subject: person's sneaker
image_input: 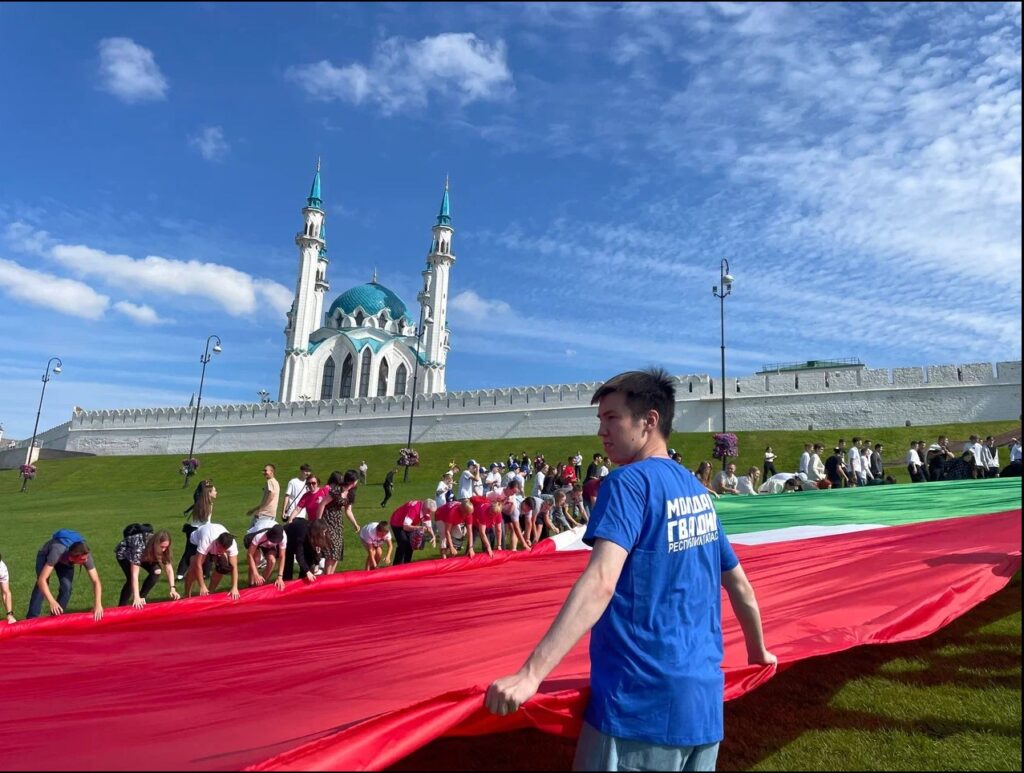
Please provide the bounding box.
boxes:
[176,573,185,581]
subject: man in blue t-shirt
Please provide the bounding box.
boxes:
[485,368,775,771]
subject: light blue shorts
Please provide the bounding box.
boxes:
[572,721,721,772]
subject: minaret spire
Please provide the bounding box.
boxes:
[436,176,451,227]
[307,159,323,209]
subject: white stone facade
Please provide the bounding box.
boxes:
[10,361,1018,460]
[278,166,452,403]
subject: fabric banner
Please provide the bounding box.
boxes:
[0,500,1018,770]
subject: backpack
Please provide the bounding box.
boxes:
[52,529,86,548]
[122,523,154,540]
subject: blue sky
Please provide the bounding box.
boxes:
[0,2,1020,439]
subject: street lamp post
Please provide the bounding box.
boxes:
[22,356,62,491]
[184,335,221,487]
[712,260,734,469]
[402,303,428,483]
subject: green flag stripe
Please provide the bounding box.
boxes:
[715,477,1021,535]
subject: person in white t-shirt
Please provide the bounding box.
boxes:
[435,471,454,507]
[245,522,287,590]
[807,443,826,482]
[186,523,240,600]
[483,463,503,492]
[847,439,864,487]
[359,521,394,570]
[736,467,761,495]
[458,460,481,500]
[358,460,369,484]
[798,443,812,477]
[531,465,547,497]
[966,435,986,478]
[282,464,313,524]
[1010,438,1022,463]
[1,554,14,624]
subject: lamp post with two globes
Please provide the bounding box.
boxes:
[184,335,221,487]
[21,356,62,491]
[712,260,734,469]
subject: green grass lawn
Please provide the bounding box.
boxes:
[0,421,1019,771]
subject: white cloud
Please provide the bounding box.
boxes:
[49,243,292,318]
[450,289,511,320]
[0,257,109,319]
[188,126,230,162]
[97,37,169,103]
[113,300,170,325]
[3,221,54,257]
[286,32,513,114]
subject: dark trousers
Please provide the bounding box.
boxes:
[117,559,161,606]
[27,552,74,619]
[283,518,318,580]
[908,464,927,483]
[985,468,999,478]
[177,524,212,579]
[381,483,394,508]
[393,525,413,565]
[763,462,778,480]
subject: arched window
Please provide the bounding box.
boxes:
[320,357,335,400]
[377,359,390,396]
[379,312,387,326]
[355,311,365,327]
[395,363,408,396]
[340,354,354,398]
[359,349,372,397]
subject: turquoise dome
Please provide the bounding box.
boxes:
[328,282,409,322]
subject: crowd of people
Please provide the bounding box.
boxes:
[694,434,1022,497]
[1,450,615,624]
[3,433,1017,625]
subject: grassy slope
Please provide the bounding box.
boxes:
[0,421,1019,771]
[0,419,1016,611]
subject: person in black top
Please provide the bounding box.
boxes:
[380,467,397,508]
[584,453,603,481]
[283,519,329,582]
[824,448,848,488]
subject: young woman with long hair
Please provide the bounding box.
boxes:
[115,529,180,607]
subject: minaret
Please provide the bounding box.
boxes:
[417,177,454,394]
[280,160,328,402]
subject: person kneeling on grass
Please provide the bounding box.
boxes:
[359,521,394,570]
[186,523,240,600]
[27,529,103,622]
[284,519,330,583]
[245,523,287,591]
[115,526,180,608]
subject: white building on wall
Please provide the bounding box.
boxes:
[278,164,454,403]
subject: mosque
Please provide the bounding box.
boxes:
[278,163,454,403]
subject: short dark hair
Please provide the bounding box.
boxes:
[216,532,235,549]
[591,367,675,439]
[300,464,312,472]
[266,525,285,543]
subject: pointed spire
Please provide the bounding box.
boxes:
[307,159,323,209]
[371,267,378,284]
[435,176,451,227]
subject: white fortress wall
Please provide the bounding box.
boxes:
[21,361,1018,458]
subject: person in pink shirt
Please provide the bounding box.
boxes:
[389,499,437,565]
[296,476,329,521]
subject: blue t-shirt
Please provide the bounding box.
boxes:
[582,456,739,747]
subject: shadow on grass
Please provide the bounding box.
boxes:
[389,576,1021,771]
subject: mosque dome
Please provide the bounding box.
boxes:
[327,281,409,322]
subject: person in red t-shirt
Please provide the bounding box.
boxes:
[582,476,602,509]
[560,456,578,487]
[435,500,468,559]
[389,499,437,565]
